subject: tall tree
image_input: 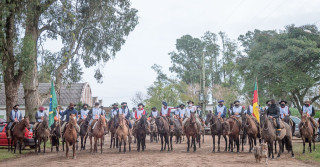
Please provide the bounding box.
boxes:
[238,25,320,110]
[21,0,138,120]
[0,0,25,121]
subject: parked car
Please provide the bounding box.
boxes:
[290,116,301,138]
[0,123,35,148]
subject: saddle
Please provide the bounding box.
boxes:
[271,118,285,129]
[250,116,260,128]
[230,115,242,128]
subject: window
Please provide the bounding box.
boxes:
[0,125,4,132]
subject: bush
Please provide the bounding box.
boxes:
[314,111,320,118]
[290,108,300,117]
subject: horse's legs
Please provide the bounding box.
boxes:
[19,139,22,154]
[116,137,119,148]
[90,136,93,153]
[73,142,76,159]
[313,138,316,152]
[170,134,173,151]
[142,137,145,151]
[236,137,240,153]
[119,138,122,153]
[241,135,244,152]
[212,135,215,152]
[309,140,312,153]
[193,136,196,152]
[224,135,227,152]
[80,136,83,150]
[198,134,201,148]
[44,138,46,153]
[218,135,221,152]
[302,137,305,154]
[124,137,127,153]
[62,137,65,152]
[110,133,113,149]
[187,135,190,152]
[160,135,163,151]
[271,141,274,159]
[84,135,88,150]
[137,137,140,152]
[277,140,282,158]
[268,142,271,158]
[94,137,98,153]
[66,141,69,159]
[274,140,277,154]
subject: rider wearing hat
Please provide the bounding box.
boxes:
[279,100,291,119]
[33,106,48,135]
[266,99,281,136]
[231,100,244,117]
[135,103,146,120]
[60,103,80,134]
[215,100,227,119]
[301,100,318,135]
[183,100,201,133]
[119,102,132,129]
[78,104,89,124]
[7,104,22,139]
[149,107,159,118]
[245,100,253,115]
[160,101,171,118]
[110,103,119,118]
[88,102,104,134]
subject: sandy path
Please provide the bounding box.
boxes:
[0,135,316,167]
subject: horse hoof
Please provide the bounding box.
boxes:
[73,156,76,159]
[212,150,215,153]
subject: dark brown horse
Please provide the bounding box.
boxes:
[149,118,158,143]
[171,118,182,144]
[50,119,62,152]
[260,112,276,159]
[7,117,30,154]
[242,114,259,152]
[108,117,119,149]
[185,112,198,152]
[79,116,90,150]
[34,117,50,153]
[224,117,241,153]
[136,114,147,152]
[90,115,107,154]
[205,112,227,152]
[63,114,77,159]
[299,115,316,153]
[155,116,170,151]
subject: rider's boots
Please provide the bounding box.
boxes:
[276,129,281,137]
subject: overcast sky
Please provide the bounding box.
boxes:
[71,0,320,108]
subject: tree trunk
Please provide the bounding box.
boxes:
[1,2,24,121]
[22,3,41,121]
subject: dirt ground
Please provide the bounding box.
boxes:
[0,135,317,167]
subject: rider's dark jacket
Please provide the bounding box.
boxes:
[59,108,78,122]
[266,104,280,118]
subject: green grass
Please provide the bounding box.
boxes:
[0,148,31,161]
[290,108,300,117]
[314,111,320,118]
[293,142,320,164]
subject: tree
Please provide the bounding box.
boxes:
[20,0,138,120]
[238,25,320,111]
[131,91,146,107]
[0,0,25,121]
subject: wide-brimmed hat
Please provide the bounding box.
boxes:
[218,100,224,103]
[138,103,144,107]
[82,104,89,107]
[187,100,194,104]
[112,103,119,106]
[39,106,45,110]
[234,100,240,104]
[266,100,271,104]
[151,107,157,111]
[279,100,287,104]
[304,100,312,104]
[179,104,185,107]
[94,102,100,106]
[121,102,127,105]
[69,103,75,107]
[13,104,19,108]
[162,101,168,106]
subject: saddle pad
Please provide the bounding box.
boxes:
[92,121,98,130]
[272,119,285,129]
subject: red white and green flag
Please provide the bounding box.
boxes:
[253,80,260,123]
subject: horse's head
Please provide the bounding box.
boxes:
[155,116,163,130]
[118,114,125,127]
[100,115,107,128]
[42,116,49,129]
[190,112,196,125]
[241,114,247,129]
[23,117,30,129]
[222,120,230,135]
[205,112,213,126]
[69,114,77,126]
[300,114,308,127]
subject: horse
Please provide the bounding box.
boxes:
[242,114,259,152]
[205,112,227,152]
[116,114,131,153]
[224,117,241,153]
[130,119,136,143]
[155,116,170,151]
[34,117,50,153]
[136,114,147,152]
[7,117,30,154]
[108,117,119,149]
[63,114,77,159]
[79,116,90,150]
[90,115,107,154]
[171,118,182,144]
[299,114,316,153]
[282,115,295,152]
[149,118,158,143]
[50,119,62,152]
[185,112,198,152]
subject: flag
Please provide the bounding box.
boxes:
[49,80,58,127]
[252,80,260,123]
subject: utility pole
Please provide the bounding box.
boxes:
[200,47,206,114]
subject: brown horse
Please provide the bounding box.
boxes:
[7,117,30,154]
[224,117,240,153]
[149,118,158,143]
[299,115,316,153]
[108,117,118,148]
[116,114,131,153]
[155,116,170,151]
[205,112,227,152]
[50,119,62,152]
[63,114,77,159]
[242,114,259,152]
[90,115,107,154]
[34,117,50,153]
[185,112,198,152]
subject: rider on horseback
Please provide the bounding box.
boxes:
[215,100,227,121]
[183,100,201,133]
[266,99,281,136]
[160,101,171,120]
[88,102,104,135]
[149,107,159,118]
[231,100,244,125]
[119,102,132,129]
[78,104,89,125]
[133,103,148,133]
[301,100,318,135]
[33,106,48,136]
[60,103,80,135]
[109,103,119,128]
[6,104,22,139]
[279,100,291,119]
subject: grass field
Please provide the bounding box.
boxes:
[0,147,31,161]
[293,142,320,164]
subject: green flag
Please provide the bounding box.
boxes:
[49,80,58,127]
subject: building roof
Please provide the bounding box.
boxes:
[0,83,89,106]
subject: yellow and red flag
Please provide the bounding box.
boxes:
[253,81,260,123]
